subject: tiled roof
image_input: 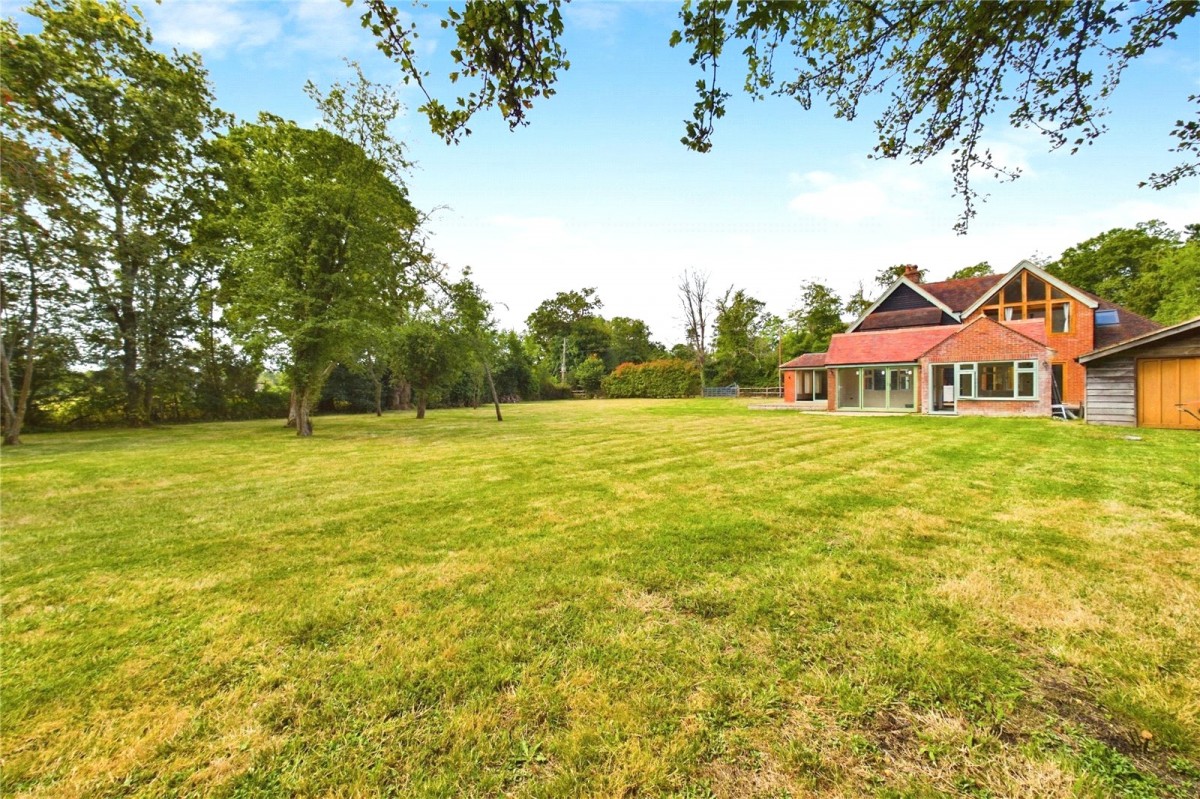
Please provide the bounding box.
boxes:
[825,326,959,366]
[857,307,944,331]
[780,352,827,369]
[1090,298,1162,349]
[921,274,1005,312]
[1001,318,1049,346]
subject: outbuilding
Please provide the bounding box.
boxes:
[1078,316,1200,429]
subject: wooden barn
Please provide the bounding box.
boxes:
[1078,316,1200,429]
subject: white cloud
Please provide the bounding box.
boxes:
[787,169,920,222]
[563,3,622,32]
[148,0,282,55]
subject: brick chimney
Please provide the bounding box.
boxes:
[902,264,921,283]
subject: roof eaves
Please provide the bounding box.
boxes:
[960,259,1099,319]
[1078,314,1200,363]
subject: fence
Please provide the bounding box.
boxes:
[702,384,783,399]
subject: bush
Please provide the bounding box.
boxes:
[602,359,701,398]
[574,355,607,397]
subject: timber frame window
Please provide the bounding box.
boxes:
[954,361,1036,401]
[979,272,1073,335]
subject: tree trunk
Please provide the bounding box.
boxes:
[397,379,412,411]
[294,389,314,437]
[483,360,503,422]
[373,375,383,417]
[286,388,298,427]
[0,335,20,446]
[416,392,427,419]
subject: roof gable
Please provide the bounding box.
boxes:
[960,260,1098,318]
[847,277,958,333]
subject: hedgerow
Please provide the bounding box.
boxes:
[602,359,701,398]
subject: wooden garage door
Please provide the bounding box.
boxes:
[1137,358,1200,429]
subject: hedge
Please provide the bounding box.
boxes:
[602,359,701,398]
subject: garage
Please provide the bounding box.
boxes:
[1137,358,1200,429]
[1079,316,1200,429]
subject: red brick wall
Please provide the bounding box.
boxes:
[781,370,796,402]
[920,318,1053,417]
[963,302,1093,406]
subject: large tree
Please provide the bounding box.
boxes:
[2,0,223,423]
[211,117,418,436]
[524,287,605,378]
[711,288,778,386]
[1047,220,1200,323]
[609,316,663,366]
[0,128,78,444]
[358,0,1198,231]
[783,281,845,358]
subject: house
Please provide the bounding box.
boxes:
[780,260,1164,419]
[1078,315,1200,429]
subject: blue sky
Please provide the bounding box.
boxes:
[111,2,1200,342]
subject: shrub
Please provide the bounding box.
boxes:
[602,359,701,398]
[574,355,607,397]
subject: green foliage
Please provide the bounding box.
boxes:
[1046,221,1200,323]
[608,316,664,366]
[710,289,779,386]
[602,359,701,398]
[948,262,995,280]
[783,281,846,359]
[359,0,567,143]
[359,1,1199,230]
[573,354,606,397]
[2,0,224,422]
[210,116,417,433]
[394,318,461,416]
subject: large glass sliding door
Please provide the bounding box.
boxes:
[836,366,916,411]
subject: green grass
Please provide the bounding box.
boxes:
[3,399,1199,797]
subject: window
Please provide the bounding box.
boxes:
[1051,302,1071,333]
[957,363,976,398]
[977,271,1074,338]
[956,361,1036,400]
[978,363,1015,398]
[890,369,912,391]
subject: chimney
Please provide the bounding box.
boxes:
[902,264,921,283]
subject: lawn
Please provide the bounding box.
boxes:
[2,399,1199,798]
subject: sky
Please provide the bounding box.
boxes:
[66,1,1200,344]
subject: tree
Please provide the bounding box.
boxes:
[608,316,662,366]
[574,354,606,398]
[393,318,459,419]
[844,282,873,320]
[0,131,77,445]
[678,269,712,387]
[783,281,845,357]
[1046,221,1184,320]
[711,288,777,386]
[357,0,1199,231]
[211,117,418,436]
[524,287,606,377]
[3,0,223,423]
[444,275,505,421]
[948,262,995,280]
[875,264,925,289]
[1152,239,1200,324]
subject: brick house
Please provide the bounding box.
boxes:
[780,260,1161,417]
